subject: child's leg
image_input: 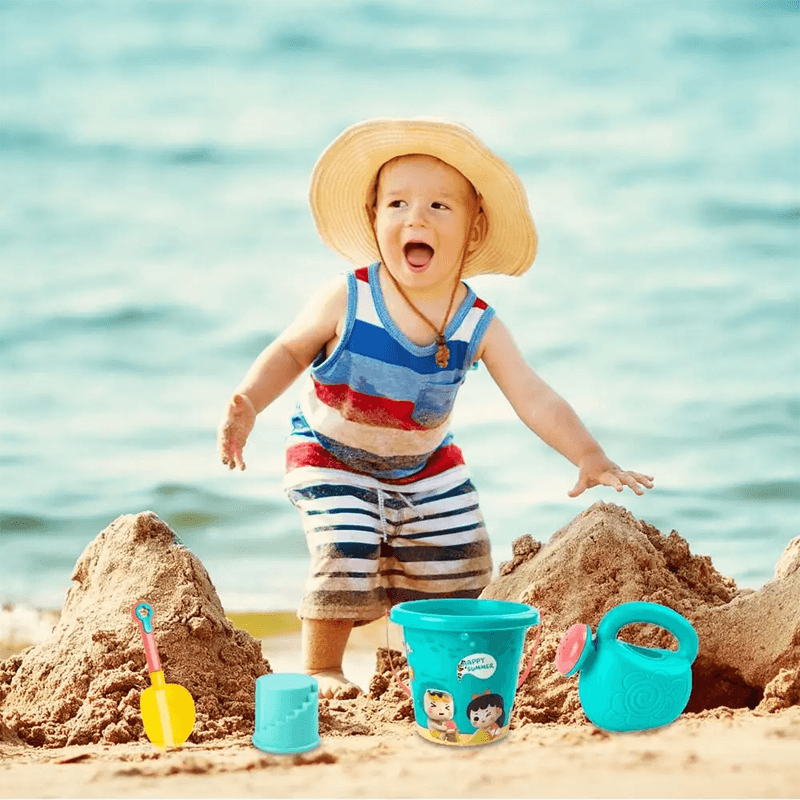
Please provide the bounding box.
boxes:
[302,618,355,698]
[287,482,389,698]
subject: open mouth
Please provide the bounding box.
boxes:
[403,241,434,269]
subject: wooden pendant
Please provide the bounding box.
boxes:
[435,337,450,369]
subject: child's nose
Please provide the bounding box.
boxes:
[406,202,429,226]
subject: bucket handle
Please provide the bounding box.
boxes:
[384,611,543,695]
[516,615,543,689]
[384,611,413,696]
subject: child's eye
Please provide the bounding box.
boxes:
[388,199,406,208]
[431,202,449,210]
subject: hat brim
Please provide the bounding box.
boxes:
[309,119,537,279]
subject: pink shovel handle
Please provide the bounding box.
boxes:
[132,602,162,673]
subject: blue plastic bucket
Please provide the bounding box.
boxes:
[389,598,540,746]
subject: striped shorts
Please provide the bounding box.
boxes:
[287,478,493,625]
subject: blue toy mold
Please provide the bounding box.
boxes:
[252,673,319,754]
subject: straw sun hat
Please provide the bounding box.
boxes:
[309,118,538,279]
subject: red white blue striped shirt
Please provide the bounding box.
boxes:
[284,263,495,489]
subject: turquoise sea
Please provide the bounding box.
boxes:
[1,0,798,615]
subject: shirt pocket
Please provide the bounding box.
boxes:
[412,375,463,428]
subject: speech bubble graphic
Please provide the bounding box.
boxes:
[457,653,497,682]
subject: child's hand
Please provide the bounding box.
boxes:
[569,452,654,497]
[218,393,256,470]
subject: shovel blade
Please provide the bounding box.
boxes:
[140,684,195,748]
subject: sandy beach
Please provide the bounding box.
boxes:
[1,706,799,798]
[2,504,798,798]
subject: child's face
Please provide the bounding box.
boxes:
[372,155,482,293]
[470,703,502,730]
[424,692,454,720]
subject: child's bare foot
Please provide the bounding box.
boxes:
[306,669,361,699]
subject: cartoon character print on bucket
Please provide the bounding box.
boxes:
[389,598,540,747]
[423,690,459,742]
[466,690,505,744]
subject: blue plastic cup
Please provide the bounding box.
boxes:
[252,673,320,754]
[390,598,539,746]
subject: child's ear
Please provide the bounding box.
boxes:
[365,202,377,230]
[365,175,379,230]
[466,207,488,255]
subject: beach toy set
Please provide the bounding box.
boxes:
[131,601,320,754]
[388,598,698,744]
[131,597,697,751]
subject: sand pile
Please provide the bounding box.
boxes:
[0,512,269,747]
[477,502,800,724]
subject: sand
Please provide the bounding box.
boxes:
[1,504,798,798]
[0,513,270,748]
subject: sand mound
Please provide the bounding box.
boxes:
[0,512,269,747]
[479,502,800,723]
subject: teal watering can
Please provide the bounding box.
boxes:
[555,601,698,732]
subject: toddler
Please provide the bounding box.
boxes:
[217,119,653,698]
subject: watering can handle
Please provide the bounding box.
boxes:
[595,602,698,663]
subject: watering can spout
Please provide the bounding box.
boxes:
[555,623,594,677]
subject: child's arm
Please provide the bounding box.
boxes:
[217,275,348,470]
[478,317,654,496]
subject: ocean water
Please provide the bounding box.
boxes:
[1,0,798,616]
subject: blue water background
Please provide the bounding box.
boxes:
[1,1,798,612]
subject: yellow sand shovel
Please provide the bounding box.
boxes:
[132,602,195,748]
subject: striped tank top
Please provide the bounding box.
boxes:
[284,262,495,491]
